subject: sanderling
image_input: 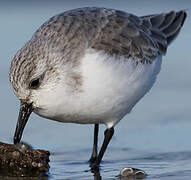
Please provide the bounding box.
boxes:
[9,7,187,169]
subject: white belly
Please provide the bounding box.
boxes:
[35,49,162,128]
[78,49,162,128]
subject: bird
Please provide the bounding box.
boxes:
[9,7,187,169]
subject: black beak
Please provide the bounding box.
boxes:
[13,101,33,144]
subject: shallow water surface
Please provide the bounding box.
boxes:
[47,122,191,179]
[1,0,191,179]
[50,147,191,179]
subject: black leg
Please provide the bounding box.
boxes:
[89,124,99,163]
[91,127,114,169]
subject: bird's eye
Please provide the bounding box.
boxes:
[29,78,40,89]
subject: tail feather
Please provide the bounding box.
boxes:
[159,11,176,30]
[150,13,165,28]
[141,10,187,54]
[162,11,186,37]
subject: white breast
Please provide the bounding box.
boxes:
[35,49,162,128]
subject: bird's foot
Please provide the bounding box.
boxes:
[89,156,100,172]
[90,162,100,173]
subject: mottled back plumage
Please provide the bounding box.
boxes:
[32,7,186,64]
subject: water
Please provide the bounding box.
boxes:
[0,0,191,179]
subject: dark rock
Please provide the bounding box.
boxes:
[0,141,50,177]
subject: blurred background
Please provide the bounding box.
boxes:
[0,0,191,179]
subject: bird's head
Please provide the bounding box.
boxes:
[9,38,66,144]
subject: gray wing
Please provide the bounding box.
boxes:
[92,9,187,64]
[32,7,186,64]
